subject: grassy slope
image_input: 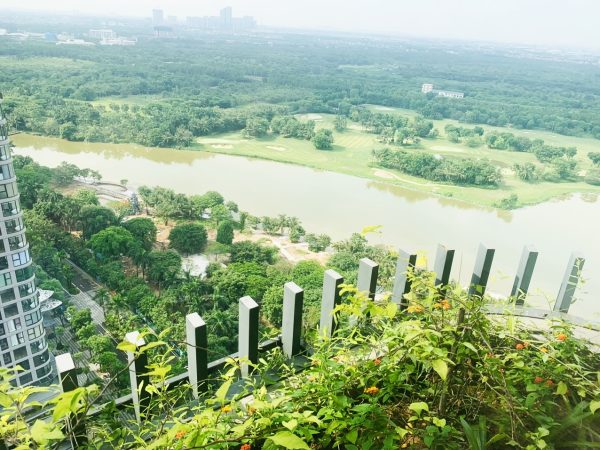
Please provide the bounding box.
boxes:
[191,110,600,208]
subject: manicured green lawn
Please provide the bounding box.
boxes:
[193,111,600,208]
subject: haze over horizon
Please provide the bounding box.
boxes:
[1,0,599,51]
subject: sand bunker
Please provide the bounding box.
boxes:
[373,169,398,180]
[267,145,287,152]
[211,144,233,149]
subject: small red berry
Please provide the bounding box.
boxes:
[534,376,544,384]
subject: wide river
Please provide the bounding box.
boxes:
[12,134,600,319]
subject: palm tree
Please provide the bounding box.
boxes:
[93,288,111,316]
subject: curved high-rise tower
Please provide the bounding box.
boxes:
[0,94,52,386]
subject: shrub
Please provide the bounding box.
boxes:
[168,222,208,254]
[216,221,235,245]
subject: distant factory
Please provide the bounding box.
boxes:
[421,83,464,99]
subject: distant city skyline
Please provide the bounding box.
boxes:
[1,0,599,50]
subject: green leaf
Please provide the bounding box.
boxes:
[431,359,449,380]
[346,429,358,444]
[385,302,398,318]
[116,341,137,353]
[556,381,568,395]
[267,431,310,449]
[432,417,446,428]
[461,342,478,353]
[215,379,232,403]
[408,402,429,416]
[31,420,64,444]
[283,419,298,431]
[140,341,167,352]
[590,400,600,414]
[0,391,12,408]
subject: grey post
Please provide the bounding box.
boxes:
[56,353,86,447]
[319,269,344,338]
[186,313,208,399]
[56,352,78,393]
[433,244,455,295]
[392,250,417,309]
[126,331,150,423]
[282,282,304,358]
[553,252,585,313]
[511,246,538,305]
[357,258,379,300]
[468,244,495,297]
[239,296,259,378]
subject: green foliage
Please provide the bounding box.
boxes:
[334,115,347,132]
[271,116,315,140]
[495,193,519,210]
[312,128,334,150]
[229,240,276,265]
[372,147,502,186]
[243,116,270,138]
[168,222,208,255]
[3,271,600,449]
[145,250,182,287]
[514,162,540,182]
[123,217,157,251]
[79,205,118,239]
[588,152,600,166]
[72,189,99,206]
[585,168,600,186]
[305,233,331,252]
[89,226,136,259]
[216,221,235,245]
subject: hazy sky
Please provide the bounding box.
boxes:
[2,0,598,49]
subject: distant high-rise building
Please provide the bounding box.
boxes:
[89,29,117,40]
[152,9,164,25]
[0,94,52,386]
[220,6,233,29]
[167,15,177,24]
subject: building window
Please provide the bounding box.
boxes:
[12,251,30,267]
[8,236,25,251]
[1,201,18,217]
[8,317,21,332]
[10,332,25,346]
[27,325,43,341]
[18,373,32,385]
[33,350,49,366]
[18,282,35,297]
[36,365,51,379]
[0,338,7,350]
[21,295,38,312]
[0,144,10,161]
[5,218,23,234]
[15,266,34,283]
[0,183,16,200]
[0,323,4,336]
[0,257,8,271]
[3,303,18,317]
[0,164,12,180]
[1,287,16,303]
[25,310,41,326]
[3,353,11,365]
[13,346,27,360]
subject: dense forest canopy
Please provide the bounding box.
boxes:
[1,28,600,147]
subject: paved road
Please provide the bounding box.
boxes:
[69,289,105,325]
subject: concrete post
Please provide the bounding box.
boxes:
[319,269,344,338]
[126,331,150,423]
[186,313,208,399]
[282,282,304,358]
[56,353,86,447]
[433,244,455,296]
[357,258,379,300]
[239,296,259,378]
[553,252,585,313]
[468,244,495,297]
[392,250,417,308]
[511,246,538,305]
